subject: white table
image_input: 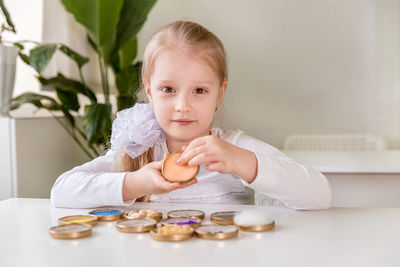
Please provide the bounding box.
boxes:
[1,198,399,267]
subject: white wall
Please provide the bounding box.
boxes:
[2,0,400,149]
[136,0,400,149]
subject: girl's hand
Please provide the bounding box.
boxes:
[123,154,197,201]
[177,135,258,183]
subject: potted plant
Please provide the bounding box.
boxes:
[9,0,157,159]
[0,0,18,116]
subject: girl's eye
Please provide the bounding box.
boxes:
[194,88,207,94]
[162,87,175,93]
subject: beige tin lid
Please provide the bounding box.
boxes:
[234,221,275,232]
[195,225,239,240]
[210,211,236,225]
[167,209,205,220]
[150,225,194,242]
[161,152,199,183]
[49,224,92,239]
[116,219,157,233]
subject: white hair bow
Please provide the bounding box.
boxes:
[110,103,166,159]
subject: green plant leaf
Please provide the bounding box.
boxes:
[58,44,89,68]
[115,0,157,51]
[29,44,57,74]
[13,42,24,50]
[61,0,124,49]
[56,88,80,111]
[117,36,137,70]
[87,34,98,52]
[82,103,112,147]
[38,73,97,103]
[0,0,16,33]
[10,93,60,111]
[115,61,141,94]
[18,53,30,65]
[117,94,137,111]
[59,106,76,127]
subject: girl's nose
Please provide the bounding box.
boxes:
[174,95,192,113]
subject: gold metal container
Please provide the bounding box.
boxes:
[235,220,275,232]
[49,224,92,239]
[210,211,236,225]
[88,208,124,221]
[58,215,98,227]
[161,217,202,229]
[116,219,157,233]
[195,225,239,240]
[150,226,194,242]
[167,209,205,220]
[124,209,162,222]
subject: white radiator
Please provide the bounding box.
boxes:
[283,134,386,151]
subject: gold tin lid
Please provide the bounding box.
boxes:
[49,224,92,239]
[116,219,157,233]
[161,217,202,229]
[124,209,162,222]
[210,211,236,225]
[58,215,98,227]
[235,220,275,232]
[167,209,205,220]
[88,208,124,221]
[150,225,194,242]
[195,225,239,240]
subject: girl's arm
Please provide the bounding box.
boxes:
[179,129,332,210]
[235,134,332,210]
[50,150,132,208]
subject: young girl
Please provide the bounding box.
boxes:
[51,21,332,210]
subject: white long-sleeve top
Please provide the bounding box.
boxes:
[51,128,332,210]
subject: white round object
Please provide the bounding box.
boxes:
[233,209,274,226]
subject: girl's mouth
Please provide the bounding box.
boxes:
[173,120,194,126]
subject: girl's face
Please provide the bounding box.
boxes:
[145,48,227,145]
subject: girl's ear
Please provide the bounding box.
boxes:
[144,80,153,103]
[218,80,228,103]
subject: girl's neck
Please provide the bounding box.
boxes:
[166,129,212,153]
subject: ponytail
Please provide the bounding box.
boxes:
[121,147,154,201]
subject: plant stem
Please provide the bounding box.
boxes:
[98,51,110,104]
[78,68,87,87]
[51,112,95,159]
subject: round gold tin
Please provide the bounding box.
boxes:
[124,209,162,222]
[150,227,194,242]
[195,225,239,240]
[210,211,236,225]
[88,208,124,221]
[58,215,98,227]
[161,217,202,229]
[167,209,205,220]
[49,224,92,239]
[116,219,157,233]
[235,220,275,232]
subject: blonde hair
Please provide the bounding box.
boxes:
[121,21,228,195]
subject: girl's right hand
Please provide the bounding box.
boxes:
[122,154,198,201]
[139,160,198,195]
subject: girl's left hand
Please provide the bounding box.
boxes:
[177,135,258,183]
